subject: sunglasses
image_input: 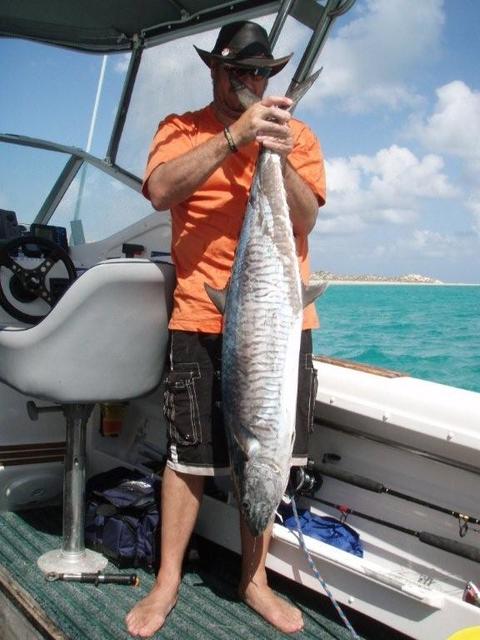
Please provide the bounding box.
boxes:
[222,64,271,80]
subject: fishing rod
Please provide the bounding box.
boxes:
[314,416,480,478]
[307,495,480,564]
[314,463,480,536]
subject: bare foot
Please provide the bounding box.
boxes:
[125,579,179,637]
[240,580,304,634]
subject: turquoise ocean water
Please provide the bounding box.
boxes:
[312,284,480,394]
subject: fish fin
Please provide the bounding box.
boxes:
[204,282,228,314]
[302,280,328,308]
[235,426,260,459]
[286,67,323,108]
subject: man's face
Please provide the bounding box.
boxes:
[212,62,269,116]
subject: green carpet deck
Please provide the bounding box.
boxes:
[0,508,410,640]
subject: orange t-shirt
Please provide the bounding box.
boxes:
[143,104,326,333]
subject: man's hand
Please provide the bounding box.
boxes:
[229,96,294,159]
[228,94,318,236]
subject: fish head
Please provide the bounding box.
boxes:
[238,461,284,537]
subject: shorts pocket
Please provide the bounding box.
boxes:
[163,363,202,446]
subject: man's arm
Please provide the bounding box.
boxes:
[147,98,288,211]
[146,95,322,235]
[145,96,299,211]
[284,161,320,236]
[145,132,230,211]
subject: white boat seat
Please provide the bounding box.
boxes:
[0,258,174,403]
[0,258,175,574]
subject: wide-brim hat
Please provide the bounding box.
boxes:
[194,21,292,77]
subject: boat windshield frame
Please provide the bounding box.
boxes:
[0,0,355,234]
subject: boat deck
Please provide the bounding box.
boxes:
[0,507,411,640]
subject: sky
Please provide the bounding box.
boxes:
[1,0,479,283]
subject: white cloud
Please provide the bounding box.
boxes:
[412,81,480,161]
[295,0,445,112]
[357,146,456,199]
[319,144,457,233]
[114,53,130,74]
[316,213,366,235]
[409,229,463,258]
[409,80,480,235]
[366,229,479,280]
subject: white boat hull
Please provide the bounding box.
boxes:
[193,358,480,639]
[2,214,479,638]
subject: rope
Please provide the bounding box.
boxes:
[289,495,361,639]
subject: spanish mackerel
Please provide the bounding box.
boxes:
[207,71,326,536]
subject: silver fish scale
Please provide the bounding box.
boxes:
[223,150,303,460]
[218,70,324,535]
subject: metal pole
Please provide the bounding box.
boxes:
[268,0,296,49]
[71,55,107,245]
[289,0,356,88]
[37,403,107,573]
[62,404,93,555]
[106,34,144,166]
[85,56,108,155]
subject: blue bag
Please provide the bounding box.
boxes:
[85,467,160,571]
[282,507,363,557]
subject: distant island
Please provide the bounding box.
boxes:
[312,271,443,284]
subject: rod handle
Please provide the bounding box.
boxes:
[418,532,480,563]
[315,465,384,493]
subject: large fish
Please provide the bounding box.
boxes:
[207,71,327,536]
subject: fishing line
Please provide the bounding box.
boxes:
[289,495,360,640]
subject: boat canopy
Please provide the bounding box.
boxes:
[0,0,292,52]
[0,1,354,53]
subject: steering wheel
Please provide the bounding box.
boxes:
[0,235,77,324]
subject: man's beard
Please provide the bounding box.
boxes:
[212,84,244,121]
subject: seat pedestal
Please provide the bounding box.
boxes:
[37,404,108,574]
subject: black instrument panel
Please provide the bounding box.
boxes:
[0,210,68,256]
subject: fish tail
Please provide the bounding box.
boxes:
[286,68,323,107]
[232,68,322,112]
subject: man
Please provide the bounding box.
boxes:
[126,20,325,638]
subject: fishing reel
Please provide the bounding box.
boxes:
[289,459,323,497]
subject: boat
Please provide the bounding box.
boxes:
[1,1,480,639]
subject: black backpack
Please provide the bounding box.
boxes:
[85,467,160,572]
